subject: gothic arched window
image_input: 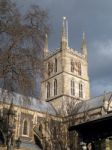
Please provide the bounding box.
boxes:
[48,62,53,76]
[23,120,28,135]
[71,59,75,72]
[54,58,57,73]
[71,80,75,96]
[78,62,81,76]
[47,82,50,98]
[54,79,57,96]
[48,62,51,76]
[79,83,83,98]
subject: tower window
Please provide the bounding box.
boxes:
[71,80,75,96]
[54,58,57,73]
[71,59,75,72]
[48,62,51,76]
[48,62,53,76]
[79,83,83,98]
[78,62,81,76]
[23,120,29,136]
[54,79,57,96]
[47,82,50,98]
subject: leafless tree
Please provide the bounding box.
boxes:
[43,117,67,150]
[66,99,91,150]
[37,97,90,150]
[42,99,84,150]
[65,99,82,149]
[0,1,49,149]
[0,0,49,99]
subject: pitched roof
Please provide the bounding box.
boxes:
[0,89,57,116]
[74,92,112,113]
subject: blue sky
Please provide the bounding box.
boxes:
[14,0,112,97]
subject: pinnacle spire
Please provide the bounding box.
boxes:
[44,33,48,57]
[60,16,68,50]
[81,32,88,58]
[8,99,15,115]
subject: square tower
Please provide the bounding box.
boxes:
[41,17,90,112]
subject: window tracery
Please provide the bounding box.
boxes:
[23,120,29,136]
[79,83,83,98]
[71,80,75,96]
[78,62,81,75]
[71,59,75,72]
[54,58,57,73]
[71,59,81,76]
[47,82,50,98]
[54,79,57,96]
[48,62,53,76]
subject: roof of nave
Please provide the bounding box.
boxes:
[72,91,112,114]
[0,89,57,116]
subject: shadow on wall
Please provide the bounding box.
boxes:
[34,134,43,149]
[0,129,5,146]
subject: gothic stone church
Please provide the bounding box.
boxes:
[0,17,112,150]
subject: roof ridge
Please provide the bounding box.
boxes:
[87,91,112,101]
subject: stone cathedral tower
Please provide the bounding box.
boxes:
[41,17,90,111]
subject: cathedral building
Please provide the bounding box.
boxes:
[0,17,112,150]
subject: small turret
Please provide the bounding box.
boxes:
[60,17,68,50]
[44,33,48,57]
[81,32,88,59]
[103,91,108,111]
[8,100,15,116]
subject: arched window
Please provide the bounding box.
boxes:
[54,58,57,73]
[48,62,53,76]
[71,59,75,72]
[78,62,81,76]
[23,120,28,135]
[47,82,50,98]
[54,79,57,96]
[71,80,75,96]
[79,83,83,98]
[48,62,51,76]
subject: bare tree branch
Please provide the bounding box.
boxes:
[0,0,49,99]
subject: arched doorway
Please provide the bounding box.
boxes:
[0,129,5,145]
